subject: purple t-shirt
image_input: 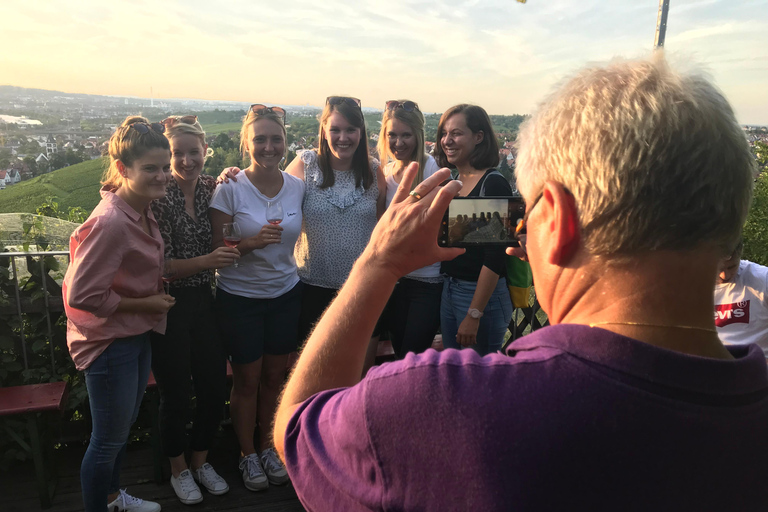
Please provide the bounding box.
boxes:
[285,324,768,511]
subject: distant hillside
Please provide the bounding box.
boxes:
[0,158,106,214]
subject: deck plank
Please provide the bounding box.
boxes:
[0,425,305,512]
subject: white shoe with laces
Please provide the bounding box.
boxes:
[193,463,229,495]
[107,489,161,512]
[170,469,203,505]
[260,447,290,486]
[239,453,268,491]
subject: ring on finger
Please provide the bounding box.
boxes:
[409,190,423,200]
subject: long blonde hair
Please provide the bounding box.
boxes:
[377,101,427,189]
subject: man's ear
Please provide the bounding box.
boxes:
[540,181,580,266]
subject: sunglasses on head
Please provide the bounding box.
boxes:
[161,115,198,128]
[326,96,362,108]
[129,122,165,135]
[249,104,286,120]
[386,100,419,112]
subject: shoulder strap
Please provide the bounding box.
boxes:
[479,169,504,197]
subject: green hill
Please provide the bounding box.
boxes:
[0,158,106,215]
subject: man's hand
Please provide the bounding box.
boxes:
[364,163,465,278]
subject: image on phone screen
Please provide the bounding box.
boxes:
[439,197,525,247]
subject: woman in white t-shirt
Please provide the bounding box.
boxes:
[209,105,304,492]
[376,100,444,358]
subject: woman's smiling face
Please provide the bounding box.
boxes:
[324,111,361,164]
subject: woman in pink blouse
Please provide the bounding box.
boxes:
[63,116,174,512]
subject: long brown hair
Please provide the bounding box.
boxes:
[434,104,499,170]
[103,116,170,189]
[317,100,373,189]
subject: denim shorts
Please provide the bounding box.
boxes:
[215,281,303,364]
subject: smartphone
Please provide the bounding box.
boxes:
[438,196,525,247]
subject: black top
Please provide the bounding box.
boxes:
[441,169,514,281]
[151,175,216,288]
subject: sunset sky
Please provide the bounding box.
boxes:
[2,0,767,123]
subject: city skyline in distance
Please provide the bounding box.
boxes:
[2,0,767,124]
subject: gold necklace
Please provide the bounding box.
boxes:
[588,321,717,334]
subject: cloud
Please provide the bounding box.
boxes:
[0,0,766,121]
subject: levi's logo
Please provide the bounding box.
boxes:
[714,300,750,327]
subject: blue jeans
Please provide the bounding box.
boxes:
[81,333,152,512]
[441,276,513,355]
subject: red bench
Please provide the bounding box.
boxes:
[0,381,70,508]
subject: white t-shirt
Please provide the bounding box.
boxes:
[384,155,441,281]
[384,154,441,207]
[714,259,768,357]
[210,172,305,299]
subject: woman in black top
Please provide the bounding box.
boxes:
[150,115,239,504]
[434,104,514,355]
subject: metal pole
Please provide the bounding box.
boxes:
[654,0,671,49]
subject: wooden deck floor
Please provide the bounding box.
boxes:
[1,425,305,512]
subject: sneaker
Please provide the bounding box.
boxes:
[107,489,161,512]
[238,453,268,491]
[260,447,290,486]
[170,469,203,505]
[193,463,229,495]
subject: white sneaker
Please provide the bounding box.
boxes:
[260,447,290,486]
[170,469,203,505]
[107,489,161,512]
[238,453,268,491]
[193,463,229,495]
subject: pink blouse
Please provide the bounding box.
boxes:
[63,187,166,370]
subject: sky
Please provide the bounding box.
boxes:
[2,0,767,123]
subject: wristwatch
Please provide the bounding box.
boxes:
[467,308,484,319]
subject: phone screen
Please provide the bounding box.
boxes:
[438,196,525,247]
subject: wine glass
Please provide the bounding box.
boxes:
[161,260,173,294]
[266,201,284,225]
[222,222,242,267]
[266,201,284,244]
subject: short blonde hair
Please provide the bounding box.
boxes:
[163,115,213,159]
[515,52,755,256]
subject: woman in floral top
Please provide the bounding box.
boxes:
[150,115,239,505]
[285,96,386,371]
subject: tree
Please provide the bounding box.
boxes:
[22,156,39,176]
[743,173,768,267]
[64,148,85,167]
[752,141,768,172]
[49,152,67,170]
[0,148,11,169]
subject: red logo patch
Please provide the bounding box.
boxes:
[714,300,750,327]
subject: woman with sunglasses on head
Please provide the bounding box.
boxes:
[63,116,174,512]
[210,104,305,492]
[376,99,443,358]
[285,96,386,368]
[434,104,514,355]
[148,115,239,505]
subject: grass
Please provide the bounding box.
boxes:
[205,122,242,135]
[0,158,106,215]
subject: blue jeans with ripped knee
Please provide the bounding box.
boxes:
[80,333,151,512]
